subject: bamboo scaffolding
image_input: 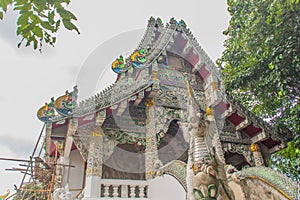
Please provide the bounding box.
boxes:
[2,123,78,200]
[19,124,45,189]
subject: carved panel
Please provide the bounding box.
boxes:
[158,67,186,87]
[155,85,206,109]
[222,143,252,165]
[104,128,146,147]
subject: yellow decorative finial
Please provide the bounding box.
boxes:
[206,107,212,116]
[65,90,69,100]
[187,80,192,97]
[250,143,260,152]
[45,102,49,110]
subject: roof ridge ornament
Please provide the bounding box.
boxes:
[148,16,164,28]
[37,86,78,122]
[111,55,128,74]
[54,85,78,117]
[131,48,147,68]
[168,18,187,32]
[37,97,56,122]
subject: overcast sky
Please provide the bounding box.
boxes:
[0,0,230,197]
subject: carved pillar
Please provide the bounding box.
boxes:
[61,118,77,187]
[84,127,104,198]
[54,140,64,190]
[250,143,265,166]
[152,60,159,81]
[145,101,159,180]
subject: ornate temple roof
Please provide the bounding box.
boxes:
[37,17,292,152]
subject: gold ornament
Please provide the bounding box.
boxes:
[152,71,159,80]
[193,164,198,173]
[145,98,155,107]
[206,107,212,116]
[250,143,260,152]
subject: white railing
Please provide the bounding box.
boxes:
[99,179,150,199]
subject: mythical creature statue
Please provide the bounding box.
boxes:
[37,97,56,122]
[231,167,298,200]
[54,85,78,116]
[184,81,234,200]
[224,165,237,181]
[131,49,147,68]
[192,162,235,200]
[52,185,83,200]
[112,55,126,74]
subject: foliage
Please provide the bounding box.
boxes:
[0,0,79,51]
[218,0,300,181]
[270,135,300,181]
[13,182,48,199]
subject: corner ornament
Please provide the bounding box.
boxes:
[111,55,129,74]
[54,85,78,117]
[37,97,56,122]
[131,48,147,68]
[37,86,78,122]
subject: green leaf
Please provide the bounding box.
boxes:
[17,23,29,36]
[48,11,55,24]
[17,41,22,48]
[62,19,80,34]
[33,36,38,49]
[46,0,54,5]
[13,5,22,10]
[0,0,8,12]
[268,63,275,70]
[32,0,47,11]
[32,26,43,38]
[0,11,3,20]
[14,0,28,6]
[41,21,54,32]
[21,23,34,35]
[57,8,77,20]
[29,13,40,23]
[17,12,29,25]
[52,36,56,44]
[55,19,60,31]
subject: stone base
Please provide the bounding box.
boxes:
[84,176,101,198]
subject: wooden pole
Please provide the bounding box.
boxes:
[47,146,57,200]
[19,124,46,189]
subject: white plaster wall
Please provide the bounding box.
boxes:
[68,149,85,195]
[149,175,186,200]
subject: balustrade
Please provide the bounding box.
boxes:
[99,179,149,199]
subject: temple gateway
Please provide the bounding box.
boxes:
[33,17,297,200]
